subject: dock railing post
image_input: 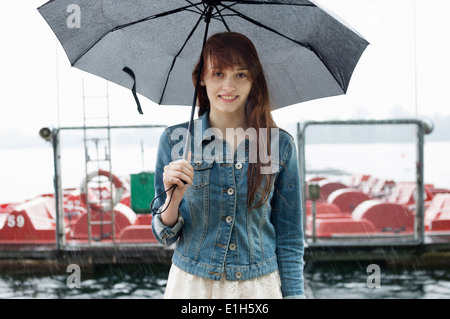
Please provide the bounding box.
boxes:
[309,184,320,243]
[52,128,65,249]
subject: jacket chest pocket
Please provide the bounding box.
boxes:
[190,159,214,190]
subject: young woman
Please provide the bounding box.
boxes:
[152,32,305,299]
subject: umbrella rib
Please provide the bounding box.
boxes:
[113,2,204,31]
[71,2,203,65]
[219,3,312,51]
[213,4,231,32]
[184,0,206,14]
[158,11,206,104]
[185,8,204,15]
[222,0,316,6]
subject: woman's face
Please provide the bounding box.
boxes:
[202,57,252,116]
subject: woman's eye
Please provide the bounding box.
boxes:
[237,73,248,78]
[213,72,223,77]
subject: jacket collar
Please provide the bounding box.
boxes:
[194,109,219,145]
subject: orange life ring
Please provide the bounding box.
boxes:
[80,170,124,211]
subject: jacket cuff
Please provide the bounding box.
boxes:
[153,212,184,245]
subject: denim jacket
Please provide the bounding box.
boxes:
[152,112,305,298]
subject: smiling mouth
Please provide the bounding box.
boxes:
[219,95,238,102]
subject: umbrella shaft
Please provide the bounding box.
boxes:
[183,4,215,160]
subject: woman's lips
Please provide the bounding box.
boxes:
[219,95,238,102]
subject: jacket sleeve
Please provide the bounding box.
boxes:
[151,129,184,246]
[271,136,306,298]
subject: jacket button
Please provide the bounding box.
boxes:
[229,243,237,251]
[235,272,242,279]
[225,216,233,224]
[227,187,234,195]
[235,162,243,170]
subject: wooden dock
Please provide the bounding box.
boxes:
[1,241,450,275]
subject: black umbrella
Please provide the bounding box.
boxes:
[38,0,368,157]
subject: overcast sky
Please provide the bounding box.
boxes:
[1,0,450,139]
[1,0,450,201]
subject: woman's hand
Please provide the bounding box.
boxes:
[162,153,194,206]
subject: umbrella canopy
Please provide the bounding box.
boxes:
[38,0,368,113]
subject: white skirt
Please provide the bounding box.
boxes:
[164,264,283,299]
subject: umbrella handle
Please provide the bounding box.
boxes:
[123,66,143,114]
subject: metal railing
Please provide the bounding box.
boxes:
[49,118,435,249]
[51,124,166,249]
[297,119,431,246]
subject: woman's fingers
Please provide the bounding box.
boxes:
[166,170,193,187]
[163,159,194,187]
[165,161,194,181]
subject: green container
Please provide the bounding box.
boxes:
[130,172,155,214]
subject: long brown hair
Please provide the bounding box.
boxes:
[192,32,277,209]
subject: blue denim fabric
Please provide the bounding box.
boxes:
[152,112,305,298]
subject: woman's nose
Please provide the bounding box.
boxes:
[222,76,236,91]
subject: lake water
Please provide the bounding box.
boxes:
[0,262,449,299]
